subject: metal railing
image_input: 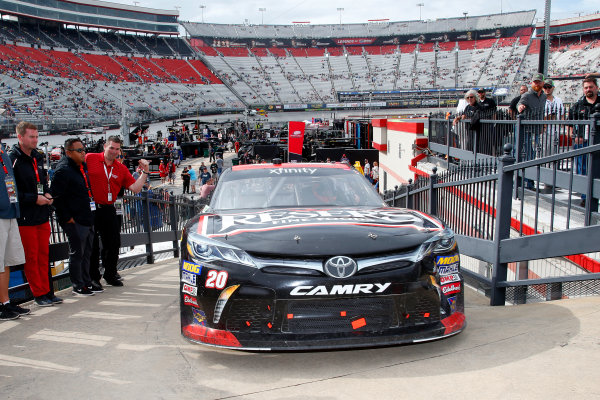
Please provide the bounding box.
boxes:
[10,189,206,301]
[384,132,600,305]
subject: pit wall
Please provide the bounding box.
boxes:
[371,119,428,193]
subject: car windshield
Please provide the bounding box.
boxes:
[211,168,385,210]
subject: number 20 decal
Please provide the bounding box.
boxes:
[205,270,228,289]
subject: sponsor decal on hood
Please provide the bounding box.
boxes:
[442,283,461,295]
[440,273,461,285]
[290,283,391,296]
[197,208,443,238]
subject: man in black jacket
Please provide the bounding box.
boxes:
[9,122,62,307]
[51,138,98,296]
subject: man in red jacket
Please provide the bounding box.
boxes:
[86,136,149,288]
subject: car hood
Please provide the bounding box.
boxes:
[188,207,444,257]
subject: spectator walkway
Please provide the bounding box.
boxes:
[1,257,599,399]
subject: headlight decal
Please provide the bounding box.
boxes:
[213,284,240,324]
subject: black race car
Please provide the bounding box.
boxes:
[179,161,465,350]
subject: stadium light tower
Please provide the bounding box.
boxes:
[463,12,468,29]
[259,8,266,25]
[337,8,344,25]
[416,3,424,21]
[199,5,206,23]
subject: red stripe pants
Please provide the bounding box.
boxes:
[18,222,51,298]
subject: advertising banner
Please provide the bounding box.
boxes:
[288,121,305,162]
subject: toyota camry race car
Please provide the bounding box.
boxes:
[179,161,465,350]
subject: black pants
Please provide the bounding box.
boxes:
[183,180,190,193]
[62,222,94,290]
[90,205,121,282]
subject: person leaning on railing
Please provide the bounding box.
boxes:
[453,89,482,151]
[568,76,600,206]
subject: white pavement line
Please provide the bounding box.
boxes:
[28,329,113,347]
[116,344,199,351]
[99,301,162,307]
[0,353,79,373]
[138,283,179,289]
[31,307,59,316]
[122,292,175,297]
[69,311,142,320]
[0,321,20,333]
[62,298,79,304]
[150,275,180,282]
[133,288,157,292]
[128,263,175,276]
[90,370,132,385]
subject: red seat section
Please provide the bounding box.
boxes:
[251,48,269,57]
[327,47,344,56]
[217,47,249,57]
[81,53,137,81]
[269,47,287,57]
[188,59,222,84]
[289,48,307,57]
[305,48,325,56]
[152,58,204,83]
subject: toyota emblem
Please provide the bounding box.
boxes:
[324,256,358,279]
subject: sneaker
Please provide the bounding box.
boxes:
[114,272,123,281]
[88,281,104,293]
[104,277,123,287]
[35,297,54,307]
[0,304,20,320]
[6,302,31,315]
[46,295,63,304]
[72,287,95,296]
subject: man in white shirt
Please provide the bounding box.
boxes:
[543,79,565,157]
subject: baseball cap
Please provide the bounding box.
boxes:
[544,79,555,87]
[531,73,544,82]
[477,88,486,93]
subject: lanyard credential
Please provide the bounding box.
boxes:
[103,161,114,202]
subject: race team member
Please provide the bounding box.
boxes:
[0,141,29,320]
[8,122,62,306]
[51,138,97,296]
[86,136,149,288]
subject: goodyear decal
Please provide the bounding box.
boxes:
[182,260,203,275]
[436,254,460,266]
[192,309,207,326]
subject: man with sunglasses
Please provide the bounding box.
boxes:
[86,136,149,288]
[51,138,96,296]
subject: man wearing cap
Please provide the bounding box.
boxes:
[477,88,497,112]
[517,73,547,189]
[543,79,565,157]
[518,73,547,117]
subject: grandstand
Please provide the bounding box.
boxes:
[0,3,597,133]
[537,13,600,104]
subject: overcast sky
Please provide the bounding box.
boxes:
[135,0,598,25]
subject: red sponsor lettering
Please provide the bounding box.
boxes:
[442,283,461,295]
[183,294,199,307]
[440,274,460,285]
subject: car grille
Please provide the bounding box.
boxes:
[225,299,273,332]
[282,297,398,334]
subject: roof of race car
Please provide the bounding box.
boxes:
[231,162,351,172]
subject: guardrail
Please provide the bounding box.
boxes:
[384,141,600,306]
[9,189,206,302]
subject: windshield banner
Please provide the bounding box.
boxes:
[288,121,304,162]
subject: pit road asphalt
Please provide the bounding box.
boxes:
[1,258,599,400]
